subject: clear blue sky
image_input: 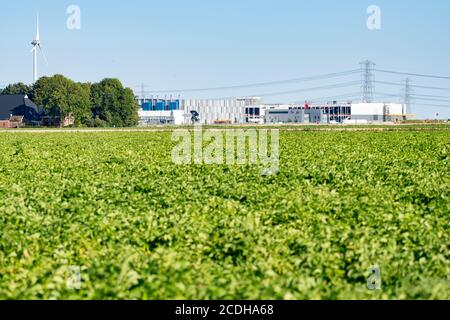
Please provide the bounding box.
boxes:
[1,0,449,118]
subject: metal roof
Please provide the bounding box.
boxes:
[0,94,40,121]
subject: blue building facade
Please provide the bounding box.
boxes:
[141,99,181,111]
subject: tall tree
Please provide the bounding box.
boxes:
[3,77,138,127]
[33,75,91,126]
[90,79,139,127]
[0,83,33,97]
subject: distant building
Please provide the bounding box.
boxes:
[136,95,412,126]
[236,97,262,106]
[0,94,41,126]
[40,114,75,127]
[0,115,25,129]
[138,110,186,126]
[137,97,249,125]
[183,99,247,125]
[350,103,410,123]
[265,107,325,124]
[265,102,410,124]
[138,98,188,125]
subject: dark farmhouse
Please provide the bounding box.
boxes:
[0,95,41,128]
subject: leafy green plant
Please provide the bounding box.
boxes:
[0,130,448,299]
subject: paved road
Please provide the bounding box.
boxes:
[0,126,448,133]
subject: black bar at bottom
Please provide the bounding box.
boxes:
[1,300,443,319]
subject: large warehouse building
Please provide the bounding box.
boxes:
[350,103,408,123]
[137,97,411,125]
[263,102,409,124]
[138,97,254,125]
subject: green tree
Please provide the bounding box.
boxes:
[1,83,33,97]
[90,78,139,127]
[33,75,91,126]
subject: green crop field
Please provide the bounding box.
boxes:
[0,129,448,299]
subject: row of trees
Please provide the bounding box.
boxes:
[0,75,139,127]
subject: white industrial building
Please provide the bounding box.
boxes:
[137,97,263,125]
[138,110,186,125]
[245,104,295,124]
[183,99,248,124]
[350,103,408,123]
[263,102,409,124]
[137,97,411,125]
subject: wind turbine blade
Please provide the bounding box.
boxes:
[38,45,49,66]
[36,12,40,40]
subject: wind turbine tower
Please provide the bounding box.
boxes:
[31,13,48,83]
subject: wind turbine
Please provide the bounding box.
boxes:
[31,12,48,83]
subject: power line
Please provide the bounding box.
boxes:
[214,81,361,100]
[372,92,450,107]
[412,93,450,99]
[374,81,450,91]
[404,83,450,91]
[374,69,450,80]
[372,93,402,103]
[308,92,362,103]
[290,92,361,104]
[411,103,450,109]
[135,69,360,93]
[143,78,450,94]
[134,63,450,104]
[413,96,450,103]
[373,92,400,98]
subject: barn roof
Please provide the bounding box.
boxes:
[0,95,39,120]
